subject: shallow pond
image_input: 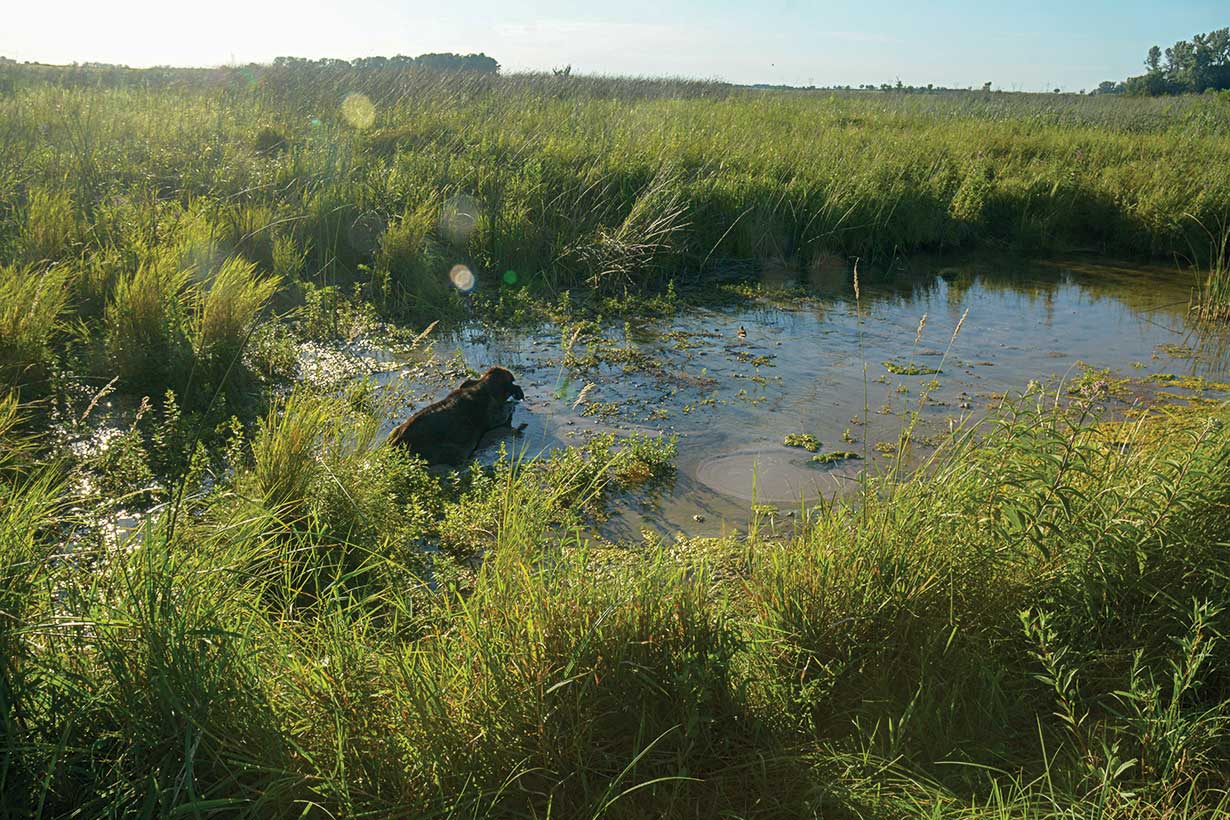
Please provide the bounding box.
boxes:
[371,255,1230,539]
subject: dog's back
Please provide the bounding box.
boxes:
[387,367,522,465]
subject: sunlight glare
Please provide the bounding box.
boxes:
[440,194,478,244]
[449,264,476,292]
[341,93,376,129]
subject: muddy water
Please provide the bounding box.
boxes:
[373,256,1230,539]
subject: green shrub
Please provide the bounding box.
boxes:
[66,248,123,322]
[193,256,279,387]
[17,187,77,265]
[254,126,289,156]
[0,264,69,394]
[372,199,457,318]
[104,259,191,395]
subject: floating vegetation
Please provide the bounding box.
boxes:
[1095,399,1227,448]
[665,329,721,350]
[1067,365,1132,399]
[729,350,776,366]
[783,433,821,452]
[1146,373,1230,392]
[580,401,623,420]
[882,360,942,375]
[567,342,666,374]
[1157,343,1199,359]
[812,451,862,465]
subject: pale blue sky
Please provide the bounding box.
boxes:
[3,1,1226,90]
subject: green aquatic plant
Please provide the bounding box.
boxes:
[811,450,862,464]
[1147,373,1230,391]
[1193,218,1230,322]
[882,360,942,375]
[1067,365,1132,400]
[783,433,821,452]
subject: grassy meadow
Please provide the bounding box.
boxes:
[3,64,1230,817]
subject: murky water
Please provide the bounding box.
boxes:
[373,255,1230,538]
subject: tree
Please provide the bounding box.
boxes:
[1211,28,1230,63]
[982,81,992,92]
[1165,40,1194,85]
[1123,27,1230,95]
[1146,45,1162,72]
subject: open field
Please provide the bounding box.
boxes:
[3,68,1230,329]
[3,66,1230,817]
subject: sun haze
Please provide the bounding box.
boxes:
[3,0,1227,90]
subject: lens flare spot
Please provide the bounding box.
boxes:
[341,93,376,129]
[502,269,519,285]
[449,264,476,293]
[440,194,478,245]
[310,117,322,128]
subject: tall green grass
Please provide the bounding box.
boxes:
[0,69,1225,414]
[194,257,279,380]
[103,258,192,394]
[2,74,1229,332]
[1195,222,1230,321]
[0,264,69,396]
[3,387,1229,817]
[3,63,1230,818]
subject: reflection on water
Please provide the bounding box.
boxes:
[374,255,1229,538]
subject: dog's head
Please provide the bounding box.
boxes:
[478,366,524,402]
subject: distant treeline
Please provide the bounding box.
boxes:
[1092,26,1230,96]
[0,52,500,95]
[274,53,499,74]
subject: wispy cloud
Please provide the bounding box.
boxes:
[495,19,693,55]
[821,30,901,44]
[493,18,729,76]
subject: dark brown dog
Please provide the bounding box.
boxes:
[387,366,525,465]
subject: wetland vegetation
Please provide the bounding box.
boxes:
[2,61,1230,817]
